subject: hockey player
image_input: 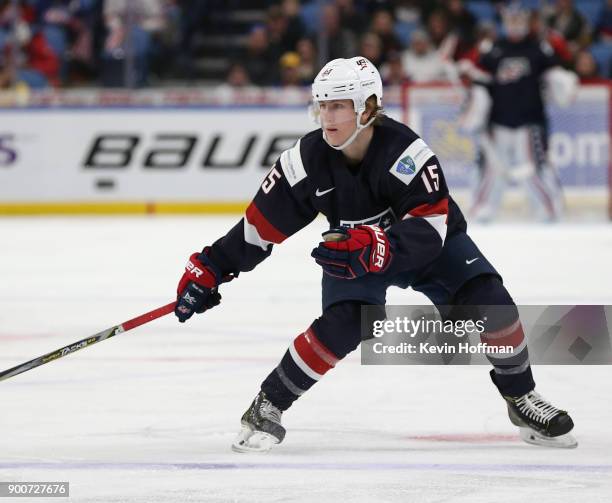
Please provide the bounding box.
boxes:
[464,4,577,222]
[174,56,576,452]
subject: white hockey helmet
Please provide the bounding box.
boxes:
[311,56,383,150]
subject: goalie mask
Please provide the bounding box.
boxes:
[502,2,529,41]
[311,57,383,150]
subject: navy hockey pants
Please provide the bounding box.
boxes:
[261,232,535,410]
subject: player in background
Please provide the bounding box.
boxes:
[457,58,498,222]
[460,3,577,222]
[174,56,576,452]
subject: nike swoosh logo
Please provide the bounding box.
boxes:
[466,258,480,265]
[315,187,335,197]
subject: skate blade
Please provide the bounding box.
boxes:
[231,427,278,453]
[519,427,578,449]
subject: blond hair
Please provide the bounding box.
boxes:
[365,94,385,125]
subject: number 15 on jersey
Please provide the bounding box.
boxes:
[421,165,440,193]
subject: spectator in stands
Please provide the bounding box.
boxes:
[359,32,383,68]
[321,3,357,60]
[361,0,395,16]
[174,0,208,80]
[0,0,34,30]
[369,9,403,58]
[0,0,60,87]
[242,25,276,86]
[594,0,612,42]
[280,0,306,51]
[102,0,166,86]
[413,0,441,24]
[224,62,252,88]
[7,0,607,89]
[266,5,294,62]
[149,1,184,80]
[215,61,257,105]
[444,0,477,58]
[380,49,407,85]
[425,8,449,48]
[401,28,458,83]
[295,37,318,83]
[425,8,457,60]
[25,28,61,86]
[39,0,101,84]
[106,0,165,31]
[574,49,609,82]
[279,51,302,87]
[335,0,368,36]
[0,61,11,88]
[36,2,72,46]
[546,0,589,51]
[529,8,573,66]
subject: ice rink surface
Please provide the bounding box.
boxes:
[1,216,611,502]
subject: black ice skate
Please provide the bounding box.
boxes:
[231,391,286,453]
[503,390,577,448]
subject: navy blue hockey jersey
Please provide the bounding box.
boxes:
[477,37,558,128]
[207,116,467,277]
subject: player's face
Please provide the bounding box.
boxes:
[318,99,357,146]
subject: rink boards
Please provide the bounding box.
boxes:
[0,85,609,215]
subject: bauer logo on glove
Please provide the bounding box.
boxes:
[311,225,392,279]
[175,249,223,323]
[185,260,206,278]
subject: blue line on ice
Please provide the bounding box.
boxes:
[1,462,611,472]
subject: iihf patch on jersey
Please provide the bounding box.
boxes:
[396,155,416,175]
[390,138,434,185]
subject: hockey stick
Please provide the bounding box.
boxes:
[0,301,176,382]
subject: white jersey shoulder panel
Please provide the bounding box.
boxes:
[279,139,307,187]
[388,138,435,186]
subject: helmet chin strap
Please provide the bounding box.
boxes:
[323,111,375,151]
